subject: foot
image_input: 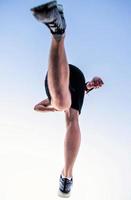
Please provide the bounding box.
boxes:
[58,175,73,198]
[30,1,66,40]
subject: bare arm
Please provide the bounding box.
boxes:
[34,98,57,112]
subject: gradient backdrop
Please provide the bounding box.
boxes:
[0,0,131,200]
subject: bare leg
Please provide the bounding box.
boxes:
[62,108,81,177]
[47,36,71,111]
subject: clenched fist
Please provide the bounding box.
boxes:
[86,76,104,90]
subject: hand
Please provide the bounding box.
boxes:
[86,76,104,90]
[34,98,58,112]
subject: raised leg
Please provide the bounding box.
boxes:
[31,2,70,110]
[47,36,71,111]
[62,108,81,177]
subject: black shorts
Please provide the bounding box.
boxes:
[45,64,86,114]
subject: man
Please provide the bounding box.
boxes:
[31,1,104,198]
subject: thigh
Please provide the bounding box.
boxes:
[45,72,71,110]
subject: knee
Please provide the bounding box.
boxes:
[65,108,79,125]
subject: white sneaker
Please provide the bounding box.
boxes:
[58,175,73,198]
[31,1,66,40]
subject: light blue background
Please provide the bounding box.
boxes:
[0,1,131,199]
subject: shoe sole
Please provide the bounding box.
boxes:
[57,4,63,14]
[58,190,71,198]
[31,0,57,12]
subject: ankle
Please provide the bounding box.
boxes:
[52,33,65,42]
[62,169,73,178]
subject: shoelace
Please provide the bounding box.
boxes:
[61,177,72,192]
[45,18,64,34]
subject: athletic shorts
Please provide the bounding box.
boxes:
[44,64,86,114]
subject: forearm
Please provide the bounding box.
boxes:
[85,88,94,94]
[34,104,56,112]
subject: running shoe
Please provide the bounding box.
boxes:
[58,175,73,198]
[30,1,66,40]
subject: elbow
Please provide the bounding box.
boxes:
[34,105,39,111]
